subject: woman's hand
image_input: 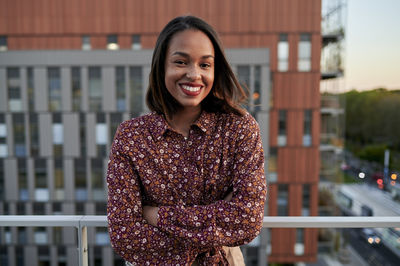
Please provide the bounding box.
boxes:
[143,206,159,227]
[224,191,233,201]
[143,191,232,227]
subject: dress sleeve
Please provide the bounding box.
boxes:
[157,115,267,249]
[107,123,181,261]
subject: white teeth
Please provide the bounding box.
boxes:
[182,85,201,92]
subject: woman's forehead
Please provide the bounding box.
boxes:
[167,29,215,56]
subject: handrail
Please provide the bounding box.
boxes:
[1,215,400,228]
[1,215,400,266]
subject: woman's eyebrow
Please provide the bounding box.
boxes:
[172,51,214,59]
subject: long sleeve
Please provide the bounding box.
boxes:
[156,115,267,249]
[107,123,181,262]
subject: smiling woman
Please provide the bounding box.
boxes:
[107,16,267,266]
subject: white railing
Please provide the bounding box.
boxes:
[1,215,400,266]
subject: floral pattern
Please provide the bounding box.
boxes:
[107,111,267,265]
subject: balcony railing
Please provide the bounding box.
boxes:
[1,215,400,266]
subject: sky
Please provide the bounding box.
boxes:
[345,0,400,91]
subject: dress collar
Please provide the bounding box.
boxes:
[149,111,216,140]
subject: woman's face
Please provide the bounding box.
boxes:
[164,29,215,113]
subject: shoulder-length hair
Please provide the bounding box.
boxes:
[146,15,247,118]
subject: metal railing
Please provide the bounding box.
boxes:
[1,215,400,266]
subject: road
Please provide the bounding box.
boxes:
[344,228,400,266]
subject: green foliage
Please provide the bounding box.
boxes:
[357,144,388,164]
[342,88,400,168]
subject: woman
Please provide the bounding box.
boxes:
[107,16,267,265]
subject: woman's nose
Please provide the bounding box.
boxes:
[186,66,201,80]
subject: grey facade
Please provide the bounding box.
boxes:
[0,49,270,266]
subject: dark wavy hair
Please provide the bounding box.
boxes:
[146,15,247,118]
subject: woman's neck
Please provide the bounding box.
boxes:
[167,107,201,137]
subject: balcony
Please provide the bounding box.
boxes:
[1,215,400,266]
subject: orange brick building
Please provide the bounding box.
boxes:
[0,0,321,264]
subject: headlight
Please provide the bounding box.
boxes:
[368,237,374,244]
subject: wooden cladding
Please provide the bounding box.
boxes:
[0,0,321,35]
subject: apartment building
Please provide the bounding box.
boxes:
[0,0,321,265]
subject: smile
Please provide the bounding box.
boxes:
[181,84,201,92]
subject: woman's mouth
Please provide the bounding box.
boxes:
[180,84,202,96]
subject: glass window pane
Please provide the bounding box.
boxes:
[7,68,22,111]
[132,34,141,50]
[278,34,289,72]
[82,35,91,50]
[71,67,82,111]
[298,33,311,72]
[277,184,288,216]
[115,67,126,111]
[89,67,102,111]
[27,67,35,111]
[278,110,287,146]
[303,109,312,146]
[130,66,142,116]
[48,67,62,111]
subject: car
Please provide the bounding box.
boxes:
[360,228,381,245]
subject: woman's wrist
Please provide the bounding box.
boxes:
[143,206,159,227]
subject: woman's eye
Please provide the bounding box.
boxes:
[174,60,186,65]
[200,63,211,68]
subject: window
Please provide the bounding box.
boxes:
[130,66,142,116]
[53,227,63,244]
[48,67,62,111]
[268,147,278,183]
[17,202,26,214]
[27,67,34,111]
[110,113,122,144]
[278,34,289,71]
[302,184,310,216]
[132,34,141,50]
[116,66,126,111]
[18,228,27,244]
[298,33,311,72]
[278,110,287,146]
[277,184,288,216]
[0,159,4,200]
[294,228,305,255]
[34,159,48,201]
[0,115,7,158]
[96,113,107,157]
[52,202,62,215]
[29,114,39,157]
[33,202,45,215]
[7,67,22,111]
[79,114,86,156]
[13,113,26,157]
[96,202,107,215]
[0,36,7,51]
[54,159,64,200]
[303,109,312,146]
[96,227,109,245]
[75,202,85,215]
[91,158,104,201]
[88,67,102,111]
[253,65,261,113]
[71,67,82,111]
[34,227,47,244]
[18,159,28,201]
[237,65,263,115]
[82,35,91,50]
[53,113,63,157]
[237,65,250,92]
[74,158,87,201]
[107,34,119,50]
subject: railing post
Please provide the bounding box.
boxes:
[78,222,88,266]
